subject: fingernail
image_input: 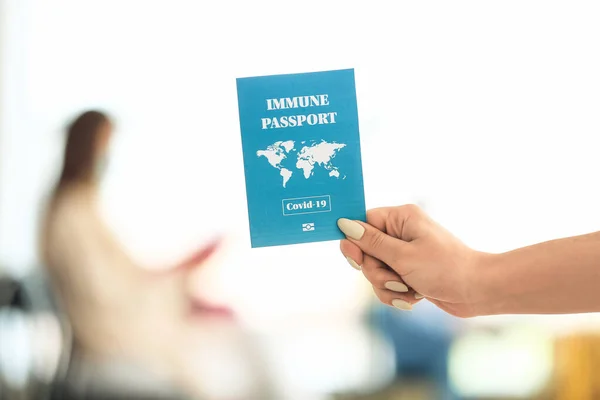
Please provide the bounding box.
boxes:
[346,257,361,271]
[392,299,413,311]
[415,293,425,299]
[337,218,365,240]
[384,281,409,293]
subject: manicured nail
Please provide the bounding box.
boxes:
[384,281,409,293]
[415,293,425,300]
[392,299,413,311]
[346,257,361,271]
[337,218,365,240]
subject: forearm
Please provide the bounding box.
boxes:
[474,231,600,316]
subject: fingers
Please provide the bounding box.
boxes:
[338,205,431,311]
[340,239,363,270]
[372,286,421,311]
[338,219,410,288]
[365,207,393,232]
[361,254,408,293]
[341,237,407,290]
[341,240,414,298]
[341,240,405,291]
[366,205,429,241]
[337,218,408,273]
[361,254,426,304]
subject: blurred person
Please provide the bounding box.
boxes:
[338,205,600,317]
[40,111,275,399]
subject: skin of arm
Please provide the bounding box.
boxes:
[474,231,600,316]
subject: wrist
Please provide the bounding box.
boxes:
[465,251,509,317]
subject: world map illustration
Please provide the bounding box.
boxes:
[257,140,347,188]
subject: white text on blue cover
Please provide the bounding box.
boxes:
[261,94,337,130]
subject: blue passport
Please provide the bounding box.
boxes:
[236,68,366,248]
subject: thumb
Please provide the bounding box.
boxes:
[337,218,408,269]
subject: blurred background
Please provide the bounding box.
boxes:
[1,0,600,399]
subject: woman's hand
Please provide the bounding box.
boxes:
[338,205,489,317]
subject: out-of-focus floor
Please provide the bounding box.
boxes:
[4,273,600,400]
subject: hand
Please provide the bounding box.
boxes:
[338,205,487,317]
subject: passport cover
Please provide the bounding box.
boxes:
[236,68,366,247]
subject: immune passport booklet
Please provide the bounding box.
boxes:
[236,68,366,248]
